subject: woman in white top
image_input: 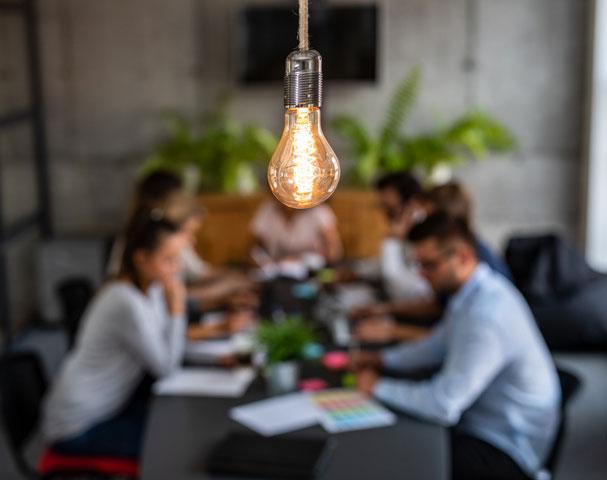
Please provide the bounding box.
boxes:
[108,178,255,314]
[43,208,187,459]
[250,199,343,264]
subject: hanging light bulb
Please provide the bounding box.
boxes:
[267,46,340,209]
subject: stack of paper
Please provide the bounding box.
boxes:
[154,367,256,398]
[230,393,319,436]
[230,389,397,436]
[184,339,236,363]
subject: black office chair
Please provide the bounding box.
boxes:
[544,367,582,475]
[0,350,140,479]
[0,351,48,479]
[56,277,94,349]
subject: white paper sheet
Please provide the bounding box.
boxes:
[230,392,319,436]
[154,367,256,398]
[184,339,236,363]
[251,259,309,281]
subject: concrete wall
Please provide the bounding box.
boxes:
[36,0,587,249]
[1,11,42,330]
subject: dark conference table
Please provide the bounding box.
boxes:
[141,376,450,480]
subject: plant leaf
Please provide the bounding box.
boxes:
[331,115,373,154]
[378,68,421,154]
[257,316,317,364]
[143,98,278,192]
[445,110,517,160]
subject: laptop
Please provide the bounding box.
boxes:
[206,432,335,479]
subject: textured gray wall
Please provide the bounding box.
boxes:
[37,0,586,248]
[1,12,41,327]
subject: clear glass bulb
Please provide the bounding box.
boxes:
[268,106,340,209]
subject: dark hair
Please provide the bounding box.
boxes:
[123,170,184,229]
[375,172,422,203]
[118,207,180,289]
[420,181,473,224]
[136,170,183,207]
[408,211,476,250]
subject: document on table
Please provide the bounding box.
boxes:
[154,367,256,398]
[230,392,320,436]
[184,339,236,363]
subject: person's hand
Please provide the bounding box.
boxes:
[217,276,254,296]
[225,310,256,333]
[163,277,187,317]
[186,322,226,341]
[354,317,397,343]
[349,350,382,372]
[349,303,390,321]
[218,354,238,367]
[332,266,358,284]
[276,254,300,263]
[388,206,416,238]
[356,369,380,396]
[227,289,260,311]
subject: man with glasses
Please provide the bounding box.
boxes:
[352,212,560,480]
[348,173,438,341]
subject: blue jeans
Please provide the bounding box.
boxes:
[52,377,153,459]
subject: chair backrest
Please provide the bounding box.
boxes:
[56,277,94,349]
[557,368,582,405]
[0,351,48,477]
[544,367,582,473]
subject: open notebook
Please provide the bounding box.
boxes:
[154,367,256,398]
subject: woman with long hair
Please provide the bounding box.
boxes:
[42,207,187,459]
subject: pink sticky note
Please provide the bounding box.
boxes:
[299,378,328,392]
[322,351,349,371]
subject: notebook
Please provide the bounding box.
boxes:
[230,392,319,436]
[206,432,335,479]
[153,367,255,397]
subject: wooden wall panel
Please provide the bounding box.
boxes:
[196,190,388,266]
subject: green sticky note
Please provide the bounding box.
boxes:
[342,372,356,388]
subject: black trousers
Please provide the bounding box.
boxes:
[52,375,154,459]
[451,431,532,480]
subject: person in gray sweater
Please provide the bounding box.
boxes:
[43,208,187,459]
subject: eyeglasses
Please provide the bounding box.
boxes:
[414,247,455,273]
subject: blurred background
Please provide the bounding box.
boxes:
[2,0,597,330]
[0,0,605,478]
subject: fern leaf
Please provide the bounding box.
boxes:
[379,68,421,153]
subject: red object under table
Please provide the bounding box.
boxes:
[38,448,139,478]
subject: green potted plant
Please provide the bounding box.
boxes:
[140,96,277,193]
[256,316,317,393]
[332,68,517,186]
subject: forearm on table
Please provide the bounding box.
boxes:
[124,313,186,378]
[373,377,459,426]
[393,324,431,341]
[381,325,446,372]
[186,321,228,340]
[166,314,187,369]
[187,284,229,311]
[387,298,443,319]
[376,323,507,425]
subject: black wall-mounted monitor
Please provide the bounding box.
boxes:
[238,4,378,84]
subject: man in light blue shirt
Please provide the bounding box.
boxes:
[353,212,560,480]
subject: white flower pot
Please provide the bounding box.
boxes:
[265,361,300,394]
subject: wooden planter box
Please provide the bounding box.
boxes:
[195,189,388,266]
